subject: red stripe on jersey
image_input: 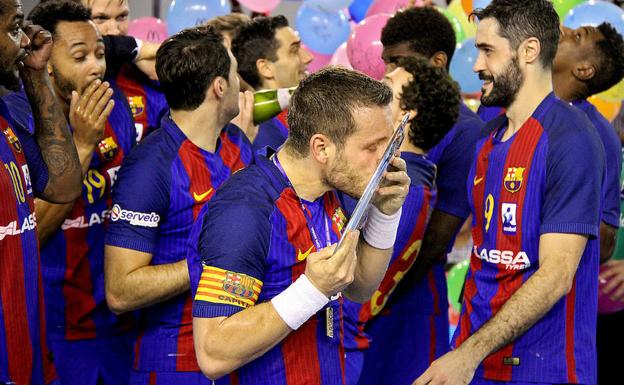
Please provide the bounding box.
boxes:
[276,109,289,129]
[219,131,246,174]
[148,371,157,385]
[281,315,322,385]
[565,279,578,383]
[133,331,144,369]
[483,118,543,380]
[177,140,215,219]
[229,371,240,385]
[175,294,200,371]
[116,66,149,140]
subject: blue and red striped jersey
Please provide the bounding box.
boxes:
[0,97,56,385]
[253,110,289,152]
[476,105,505,123]
[189,151,348,384]
[454,93,604,384]
[4,86,137,340]
[106,116,253,372]
[113,64,169,142]
[342,152,438,351]
[572,99,622,228]
[427,103,486,221]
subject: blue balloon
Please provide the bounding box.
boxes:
[305,0,354,12]
[348,0,374,23]
[296,5,351,55]
[450,38,481,94]
[167,0,231,35]
[564,1,624,36]
[473,0,492,10]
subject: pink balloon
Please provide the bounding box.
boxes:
[598,264,624,314]
[366,0,414,17]
[304,44,333,73]
[128,17,168,43]
[346,13,391,80]
[330,42,352,68]
[238,0,281,13]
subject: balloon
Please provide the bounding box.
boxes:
[461,0,491,14]
[128,17,168,43]
[598,264,624,314]
[304,44,333,73]
[349,0,374,23]
[346,13,391,80]
[305,0,353,12]
[330,42,352,68]
[438,7,466,43]
[296,6,351,55]
[450,38,481,94]
[596,79,624,103]
[447,259,470,313]
[463,97,481,113]
[167,0,231,35]
[564,1,624,36]
[447,0,477,40]
[589,96,622,122]
[552,0,585,20]
[366,0,411,17]
[238,0,281,13]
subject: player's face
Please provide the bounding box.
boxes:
[553,25,603,76]
[474,18,523,108]
[382,43,423,74]
[0,0,28,91]
[269,27,313,88]
[49,21,106,102]
[326,105,393,198]
[87,0,129,36]
[384,66,413,127]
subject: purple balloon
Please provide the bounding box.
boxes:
[128,17,168,43]
[346,13,391,80]
[598,264,624,314]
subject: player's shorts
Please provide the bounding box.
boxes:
[130,371,212,385]
[356,313,449,385]
[49,331,134,385]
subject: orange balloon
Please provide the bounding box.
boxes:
[461,0,473,15]
[588,96,622,122]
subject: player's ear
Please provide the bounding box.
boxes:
[212,76,227,99]
[520,37,541,65]
[429,52,447,69]
[256,58,275,82]
[572,61,596,82]
[310,133,332,164]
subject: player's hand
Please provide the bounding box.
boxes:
[601,260,624,302]
[70,79,115,149]
[20,22,53,72]
[373,155,410,215]
[231,91,258,143]
[305,231,359,297]
[413,348,479,385]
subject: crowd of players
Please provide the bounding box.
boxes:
[1,0,624,384]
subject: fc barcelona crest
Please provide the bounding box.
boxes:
[504,167,525,193]
[128,96,145,117]
[223,271,255,299]
[98,136,118,160]
[3,127,21,152]
[332,207,347,234]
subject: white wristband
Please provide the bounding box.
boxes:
[271,274,329,330]
[362,205,402,250]
[132,38,144,62]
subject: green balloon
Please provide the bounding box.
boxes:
[438,7,467,44]
[552,0,586,20]
[447,259,470,312]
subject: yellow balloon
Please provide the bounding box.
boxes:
[588,95,622,122]
[447,0,477,40]
[596,79,624,103]
[463,98,481,113]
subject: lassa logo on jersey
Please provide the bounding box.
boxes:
[0,213,36,240]
[62,209,111,230]
[474,246,531,270]
[110,204,160,227]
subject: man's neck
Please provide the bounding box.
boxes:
[276,147,330,202]
[504,72,553,141]
[552,71,585,102]
[399,133,425,155]
[170,104,224,153]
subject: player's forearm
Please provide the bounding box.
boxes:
[600,221,617,262]
[459,262,573,363]
[34,199,75,245]
[21,68,81,203]
[106,258,190,314]
[194,303,291,380]
[344,239,392,303]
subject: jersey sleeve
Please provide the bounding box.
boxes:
[105,149,170,253]
[192,194,271,319]
[252,119,287,152]
[596,118,622,228]
[541,126,604,237]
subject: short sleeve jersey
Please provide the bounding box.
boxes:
[252,110,289,152]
